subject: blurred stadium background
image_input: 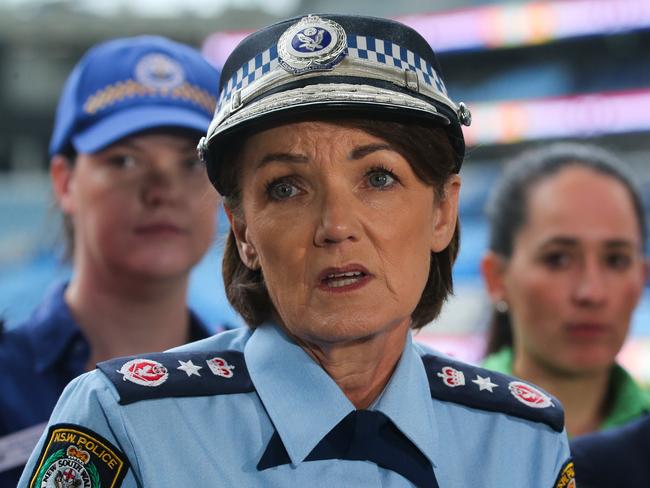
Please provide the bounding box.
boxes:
[1,0,649,378]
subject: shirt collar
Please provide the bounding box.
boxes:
[245,324,355,465]
[26,281,85,373]
[244,324,438,467]
[371,333,438,468]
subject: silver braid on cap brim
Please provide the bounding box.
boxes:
[206,82,449,143]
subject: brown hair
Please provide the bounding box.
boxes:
[220,117,461,329]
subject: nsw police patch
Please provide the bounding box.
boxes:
[29,424,129,488]
[553,459,576,488]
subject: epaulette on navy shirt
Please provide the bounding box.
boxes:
[19,326,573,488]
[422,354,564,432]
[96,350,254,404]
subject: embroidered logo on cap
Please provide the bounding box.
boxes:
[437,366,466,387]
[135,53,185,90]
[278,15,347,75]
[206,357,235,378]
[509,381,554,408]
[118,358,169,387]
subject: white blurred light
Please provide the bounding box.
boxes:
[2,0,300,17]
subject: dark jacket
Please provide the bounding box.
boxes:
[571,413,650,488]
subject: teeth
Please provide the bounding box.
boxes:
[326,271,363,279]
[327,278,360,288]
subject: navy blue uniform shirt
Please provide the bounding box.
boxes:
[571,413,650,487]
[19,324,573,487]
[0,282,210,486]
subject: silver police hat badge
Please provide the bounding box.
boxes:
[278,15,348,74]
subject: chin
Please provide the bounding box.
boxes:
[121,256,196,280]
[563,351,618,375]
[295,311,409,344]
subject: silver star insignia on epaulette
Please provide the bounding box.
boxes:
[472,375,498,393]
[177,359,203,377]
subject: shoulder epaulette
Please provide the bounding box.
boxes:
[421,354,564,433]
[97,350,254,405]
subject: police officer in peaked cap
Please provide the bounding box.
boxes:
[20,14,574,487]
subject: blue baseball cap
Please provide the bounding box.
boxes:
[49,35,220,157]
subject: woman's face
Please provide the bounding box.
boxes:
[53,132,218,281]
[228,121,459,345]
[497,165,647,375]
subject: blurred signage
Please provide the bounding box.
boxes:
[462,88,650,145]
[202,0,650,67]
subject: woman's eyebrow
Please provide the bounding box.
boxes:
[540,236,637,249]
[256,152,309,168]
[603,240,637,250]
[349,143,393,160]
[107,140,141,152]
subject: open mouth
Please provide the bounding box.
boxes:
[323,270,367,288]
[317,266,372,292]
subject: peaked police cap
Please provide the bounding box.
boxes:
[199,14,471,195]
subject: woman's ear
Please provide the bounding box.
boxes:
[224,206,260,270]
[431,174,461,252]
[50,155,75,214]
[481,251,508,305]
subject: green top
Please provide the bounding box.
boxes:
[482,347,650,431]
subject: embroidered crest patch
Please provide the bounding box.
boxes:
[29,424,129,488]
[509,381,554,409]
[118,358,169,387]
[553,459,576,488]
[135,53,185,90]
[207,357,235,378]
[437,366,466,387]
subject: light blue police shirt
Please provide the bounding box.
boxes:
[19,324,573,487]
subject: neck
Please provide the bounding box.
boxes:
[295,321,410,410]
[66,267,192,370]
[513,354,611,437]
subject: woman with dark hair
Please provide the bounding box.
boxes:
[21,14,572,487]
[481,142,650,437]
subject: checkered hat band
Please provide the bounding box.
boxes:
[219,45,279,107]
[347,36,446,95]
[217,35,447,110]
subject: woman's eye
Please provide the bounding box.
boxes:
[267,181,300,200]
[542,252,571,270]
[108,154,138,168]
[366,169,397,189]
[605,253,632,270]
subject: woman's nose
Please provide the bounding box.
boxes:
[313,188,360,247]
[572,259,607,307]
[142,161,181,206]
